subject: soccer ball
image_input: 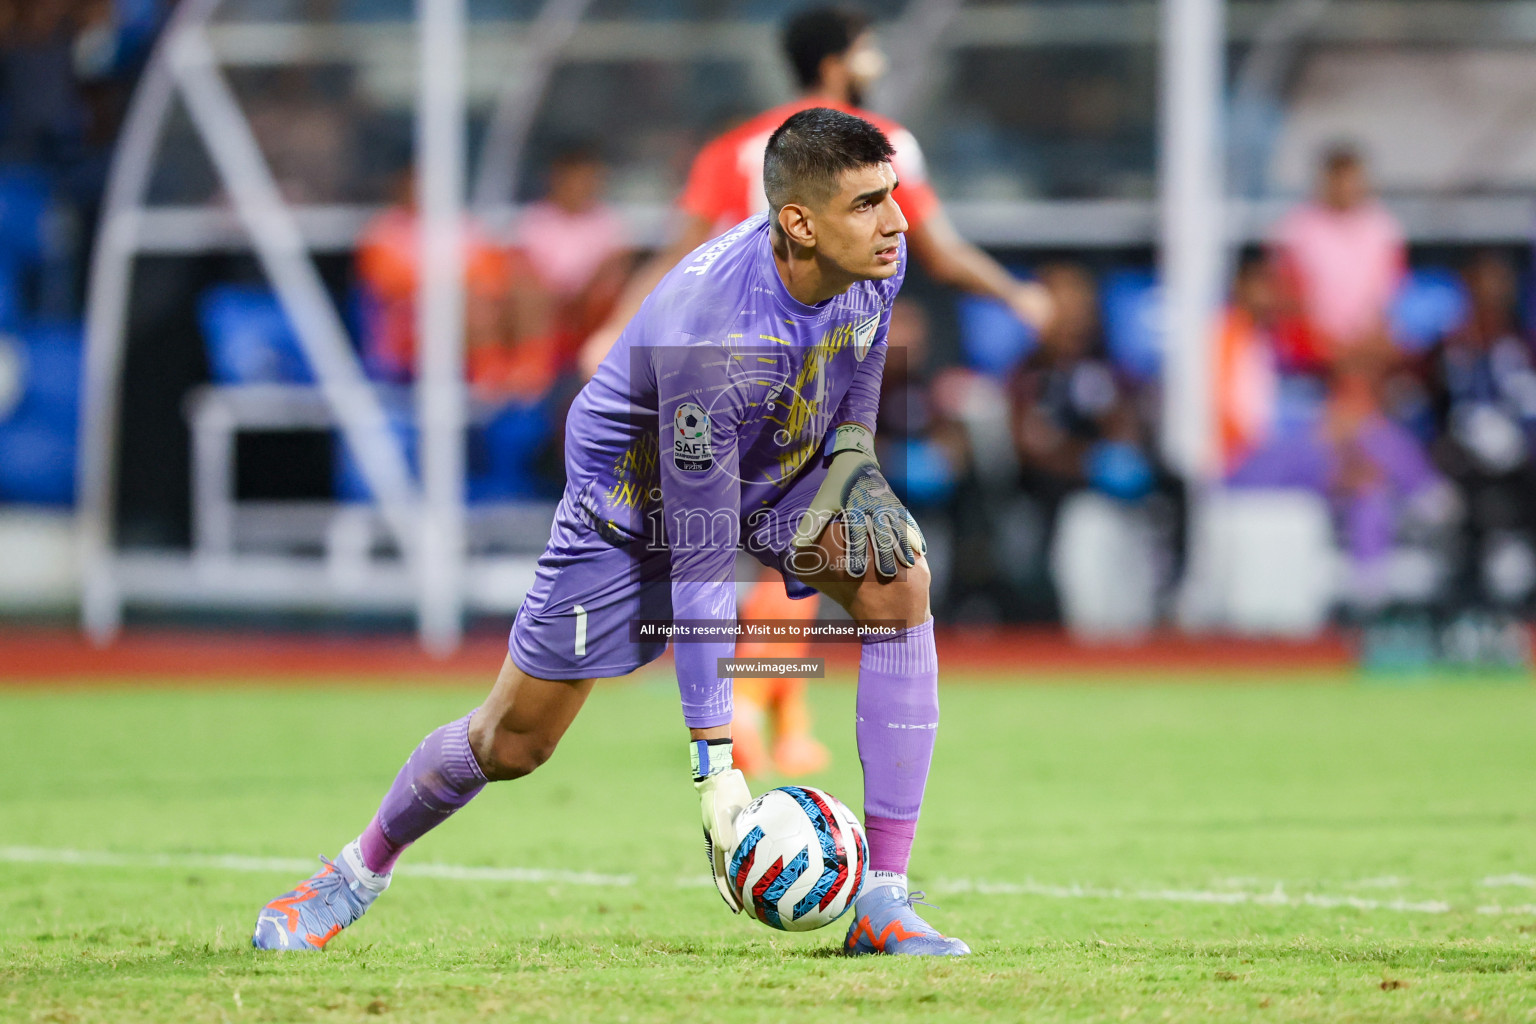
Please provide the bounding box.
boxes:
[727,786,867,931]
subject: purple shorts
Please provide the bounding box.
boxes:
[509,468,826,681]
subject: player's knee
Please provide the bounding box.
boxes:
[852,555,930,629]
[470,721,559,782]
[484,735,558,781]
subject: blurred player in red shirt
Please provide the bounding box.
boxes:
[583,6,1052,779]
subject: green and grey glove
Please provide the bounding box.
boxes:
[792,423,925,579]
[692,739,750,913]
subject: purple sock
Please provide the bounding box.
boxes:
[358,712,488,875]
[864,816,918,875]
[856,618,938,876]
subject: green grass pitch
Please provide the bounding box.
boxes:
[3,668,1534,1022]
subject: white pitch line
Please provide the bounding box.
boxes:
[936,878,1454,915]
[4,847,1534,916]
[0,846,635,888]
[1482,873,1536,889]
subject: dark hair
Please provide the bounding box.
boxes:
[550,138,602,168]
[782,6,870,90]
[1234,246,1268,279]
[763,106,895,220]
[1321,142,1362,173]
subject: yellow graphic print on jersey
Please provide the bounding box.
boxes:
[607,431,659,510]
[758,320,858,485]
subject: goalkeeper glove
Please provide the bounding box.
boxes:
[793,423,925,579]
[692,739,751,913]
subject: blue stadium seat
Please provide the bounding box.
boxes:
[116,0,161,30]
[0,421,76,505]
[888,437,957,509]
[1389,268,1470,353]
[0,166,52,266]
[333,407,416,504]
[9,321,82,428]
[199,285,314,385]
[0,256,25,333]
[0,321,82,505]
[107,0,162,65]
[469,400,554,502]
[957,294,1036,376]
[1100,269,1163,381]
[334,399,553,504]
[1524,268,1536,340]
[350,285,407,384]
[337,0,406,20]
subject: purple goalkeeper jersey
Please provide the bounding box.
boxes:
[565,213,905,723]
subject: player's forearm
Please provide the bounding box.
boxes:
[829,349,886,437]
[925,239,1014,299]
[671,579,737,729]
[908,217,1052,330]
[907,214,1013,297]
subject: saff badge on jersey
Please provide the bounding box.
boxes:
[673,402,713,471]
[852,312,881,362]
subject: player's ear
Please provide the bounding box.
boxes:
[777,202,815,249]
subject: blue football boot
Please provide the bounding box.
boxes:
[251,843,388,951]
[844,883,971,956]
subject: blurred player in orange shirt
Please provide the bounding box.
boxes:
[583,6,1052,779]
[1214,254,1281,474]
[358,171,557,403]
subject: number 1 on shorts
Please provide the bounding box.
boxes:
[574,604,587,657]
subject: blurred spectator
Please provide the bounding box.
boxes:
[1228,363,1453,614]
[246,67,361,205]
[1214,253,1281,473]
[0,0,148,169]
[581,4,1052,377]
[1008,263,1157,506]
[1417,251,1536,611]
[876,299,966,510]
[517,142,634,369]
[1004,263,1184,616]
[0,0,160,316]
[1270,145,1407,386]
[1247,148,1459,612]
[356,171,557,403]
[0,1,88,169]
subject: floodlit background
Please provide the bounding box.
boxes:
[4,5,1536,1022]
[4,0,1536,665]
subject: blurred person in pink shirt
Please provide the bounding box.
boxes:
[1223,249,1452,613]
[1270,145,1407,384]
[517,143,634,372]
[1245,146,1452,611]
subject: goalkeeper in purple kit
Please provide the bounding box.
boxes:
[252,107,965,957]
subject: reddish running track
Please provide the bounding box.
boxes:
[0,626,1354,684]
